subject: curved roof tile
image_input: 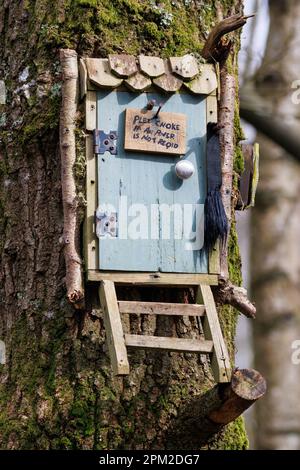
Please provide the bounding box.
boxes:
[169,55,199,80]
[125,73,152,92]
[108,54,138,78]
[86,58,123,88]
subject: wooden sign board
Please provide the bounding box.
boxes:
[124,108,186,155]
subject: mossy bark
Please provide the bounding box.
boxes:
[0,0,247,450]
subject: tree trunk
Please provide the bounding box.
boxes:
[0,0,247,450]
[251,0,300,450]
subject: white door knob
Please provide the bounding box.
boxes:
[175,160,195,180]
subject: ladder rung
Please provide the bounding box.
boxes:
[118,301,205,317]
[125,334,213,353]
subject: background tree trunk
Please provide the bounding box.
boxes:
[251,0,300,450]
[0,0,247,450]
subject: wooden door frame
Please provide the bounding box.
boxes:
[83,90,220,283]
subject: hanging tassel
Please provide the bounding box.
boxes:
[203,123,228,254]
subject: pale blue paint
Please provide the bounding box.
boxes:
[96,90,208,273]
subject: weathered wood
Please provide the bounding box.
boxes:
[185,64,218,95]
[206,93,218,122]
[60,49,84,308]
[125,334,214,353]
[88,271,219,286]
[86,58,123,88]
[108,54,138,78]
[202,14,255,63]
[99,280,129,375]
[153,73,183,92]
[169,55,199,80]
[209,242,220,274]
[124,108,186,155]
[198,285,231,383]
[206,95,221,276]
[153,60,183,92]
[209,368,267,424]
[85,91,96,131]
[138,55,165,78]
[118,301,205,316]
[236,142,260,211]
[125,72,152,92]
[236,143,253,210]
[250,143,260,208]
[83,135,98,271]
[79,58,87,100]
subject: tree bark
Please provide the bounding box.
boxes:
[251,0,300,450]
[0,0,248,450]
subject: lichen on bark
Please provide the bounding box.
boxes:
[0,0,247,450]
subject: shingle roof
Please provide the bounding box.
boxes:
[82,54,218,95]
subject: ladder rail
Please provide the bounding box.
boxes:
[99,280,129,375]
[98,281,232,383]
[198,285,232,383]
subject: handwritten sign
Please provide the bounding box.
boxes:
[124,108,186,155]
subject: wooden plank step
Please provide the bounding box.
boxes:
[118,301,205,317]
[125,334,213,353]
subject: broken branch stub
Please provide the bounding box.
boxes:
[202,14,255,63]
[213,279,256,319]
[209,368,266,424]
[166,367,266,449]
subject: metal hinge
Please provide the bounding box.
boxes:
[95,209,118,238]
[93,130,118,155]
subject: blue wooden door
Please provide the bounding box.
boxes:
[96,90,208,273]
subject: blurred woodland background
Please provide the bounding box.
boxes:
[237,0,300,450]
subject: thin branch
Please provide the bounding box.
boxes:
[60,49,84,309]
[218,71,236,279]
[202,13,255,63]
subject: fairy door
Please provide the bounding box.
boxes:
[96,90,208,273]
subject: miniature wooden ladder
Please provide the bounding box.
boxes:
[99,280,232,383]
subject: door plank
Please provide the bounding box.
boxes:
[84,135,98,271]
[85,91,96,131]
